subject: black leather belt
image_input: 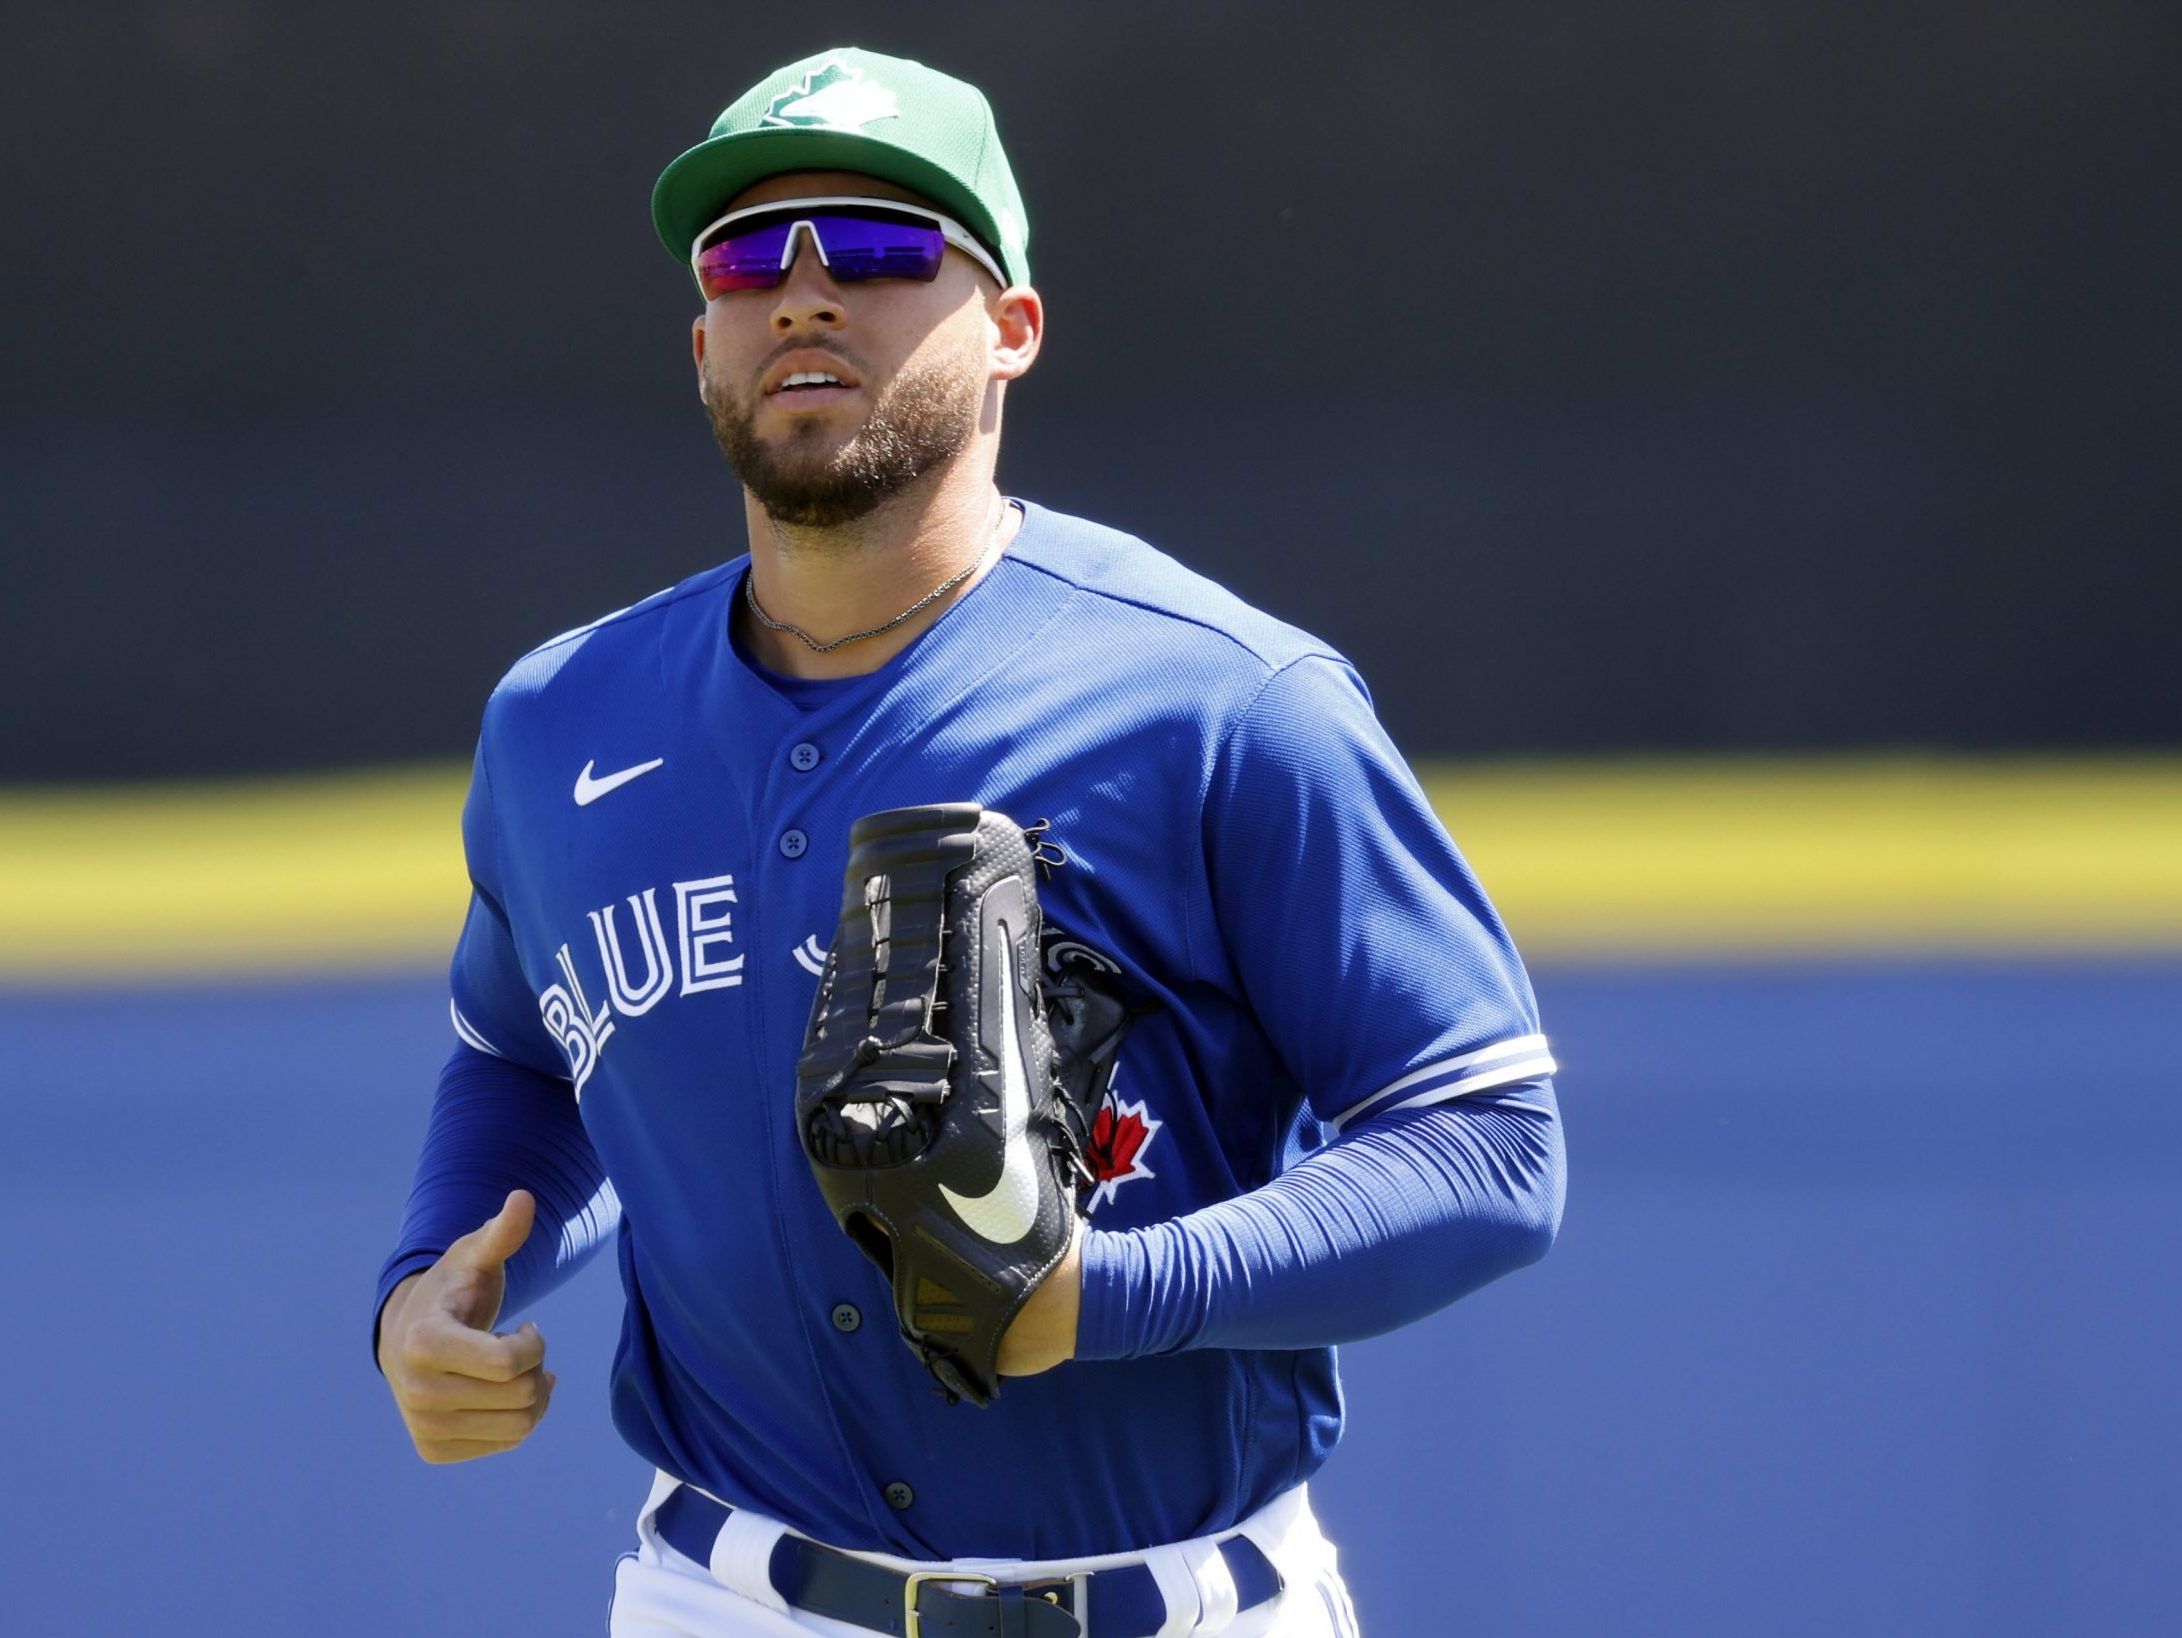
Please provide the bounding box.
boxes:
[653,1486,1284,1638]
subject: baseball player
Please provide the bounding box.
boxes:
[374,46,1565,1638]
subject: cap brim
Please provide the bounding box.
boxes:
[651,126,1012,282]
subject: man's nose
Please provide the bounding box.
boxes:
[771,222,842,329]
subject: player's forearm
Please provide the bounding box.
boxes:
[1073,1078,1563,1359]
[371,1043,619,1367]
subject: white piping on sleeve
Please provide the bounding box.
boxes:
[1342,1054,1559,1129]
[1330,1034,1555,1131]
[449,999,508,1059]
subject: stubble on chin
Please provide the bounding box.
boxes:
[704,345,987,530]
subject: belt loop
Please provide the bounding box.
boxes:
[1140,1542,1201,1638]
[1178,1535,1238,1633]
[711,1504,793,1616]
[1232,1482,1311,1570]
[635,1469,682,1552]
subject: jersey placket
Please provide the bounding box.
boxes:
[742,697,916,1541]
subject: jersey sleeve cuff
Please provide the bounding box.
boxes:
[1328,1034,1558,1132]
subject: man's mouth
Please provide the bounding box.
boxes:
[763,355,865,399]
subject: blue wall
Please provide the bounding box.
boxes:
[3,960,2176,1634]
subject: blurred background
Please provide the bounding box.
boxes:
[2,2,2176,1634]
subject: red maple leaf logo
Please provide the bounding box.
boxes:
[1083,1087,1161,1212]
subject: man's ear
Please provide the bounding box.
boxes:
[691,313,707,375]
[990,284,1043,383]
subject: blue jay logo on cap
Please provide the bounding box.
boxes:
[761,58,901,131]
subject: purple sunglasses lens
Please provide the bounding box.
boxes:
[806,214,947,280]
[696,219,795,294]
[696,212,947,297]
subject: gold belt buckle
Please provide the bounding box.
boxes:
[904,1569,997,1638]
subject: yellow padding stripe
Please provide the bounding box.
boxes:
[1423,756,2182,957]
[0,757,2177,980]
[0,767,471,979]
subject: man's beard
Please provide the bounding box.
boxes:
[703,345,986,528]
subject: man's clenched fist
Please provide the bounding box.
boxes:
[377,1189,557,1464]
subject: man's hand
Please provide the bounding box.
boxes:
[377,1189,556,1464]
[995,1219,1083,1378]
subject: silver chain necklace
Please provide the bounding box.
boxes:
[743,501,1007,655]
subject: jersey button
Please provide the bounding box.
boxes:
[789,741,822,772]
[779,828,809,859]
[883,1481,915,1511]
[830,1303,861,1333]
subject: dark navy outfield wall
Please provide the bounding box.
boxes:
[2,959,2176,1635]
[1,1,2175,779]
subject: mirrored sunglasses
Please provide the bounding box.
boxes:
[689,196,1007,300]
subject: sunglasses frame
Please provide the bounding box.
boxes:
[688,195,1009,298]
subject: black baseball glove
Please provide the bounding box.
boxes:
[795,803,1105,1406]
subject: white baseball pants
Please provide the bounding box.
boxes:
[607,1473,1364,1638]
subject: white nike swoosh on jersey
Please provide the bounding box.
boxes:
[939,923,1043,1245]
[573,757,665,806]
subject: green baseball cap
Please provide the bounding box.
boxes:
[651,46,1031,288]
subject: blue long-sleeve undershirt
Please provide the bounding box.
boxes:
[371,1043,618,1367]
[1074,1077,1564,1359]
[374,1047,1563,1368]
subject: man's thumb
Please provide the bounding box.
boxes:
[453,1189,536,1272]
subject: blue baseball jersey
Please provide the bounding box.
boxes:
[442,498,1553,1557]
